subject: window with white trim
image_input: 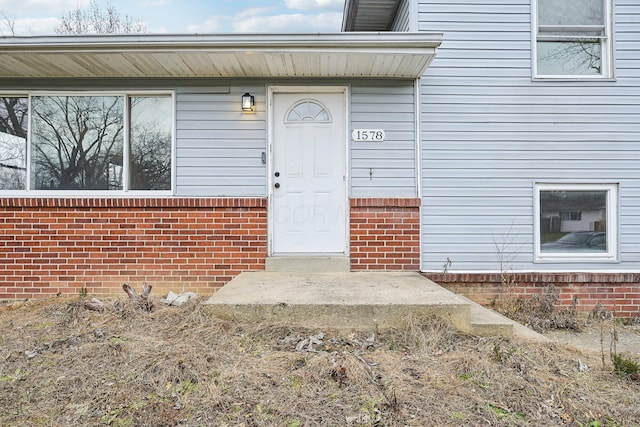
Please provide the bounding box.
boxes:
[533,0,613,78]
[535,183,618,261]
[0,93,173,193]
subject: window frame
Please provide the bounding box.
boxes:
[534,183,619,262]
[531,0,614,80]
[0,90,175,196]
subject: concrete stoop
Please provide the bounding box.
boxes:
[203,272,548,341]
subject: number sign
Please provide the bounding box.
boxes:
[352,129,385,142]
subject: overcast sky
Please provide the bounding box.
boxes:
[0,0,346,36]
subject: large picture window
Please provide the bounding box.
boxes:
[0,93,173,193]
[533,0,612,78]
[535,183,618,261]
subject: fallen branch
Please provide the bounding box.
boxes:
[83,297,108,312]
[122,283,153,311]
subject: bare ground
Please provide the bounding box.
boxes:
[0,296,639,427]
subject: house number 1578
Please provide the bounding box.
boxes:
[352,129,385,142]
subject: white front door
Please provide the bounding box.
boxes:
[271,90,347,254]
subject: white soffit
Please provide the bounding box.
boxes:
[0,33,442,79]
[343,0,402,32]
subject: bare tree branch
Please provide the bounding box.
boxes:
[0,12,15,36]
[55,0,146,35]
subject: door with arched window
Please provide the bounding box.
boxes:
[270,89,347,254]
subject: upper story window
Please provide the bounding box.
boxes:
[0,93,173,193]
[533,0,613,78]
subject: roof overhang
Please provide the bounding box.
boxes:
[342,0,402,32]
[0,33,441,80]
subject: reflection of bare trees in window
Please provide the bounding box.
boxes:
[537,0,606,76]
[31,96,124,190]
[0,97,28,189]
[538,40,601,75]
[129,97,172,191]
[1,95,171,192]
[130,122,171,190]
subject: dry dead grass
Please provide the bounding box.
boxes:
[0,296,638,426]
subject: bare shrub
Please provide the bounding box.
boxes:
[496,285,582,333]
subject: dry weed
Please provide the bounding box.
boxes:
[495,285,583,333]
[0,297,638,426]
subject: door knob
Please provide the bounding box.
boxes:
[274,183,280,188]
[274,172,280,177]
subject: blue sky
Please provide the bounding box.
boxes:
[0,0,346,36]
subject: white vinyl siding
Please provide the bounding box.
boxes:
[419,0,640,272]
[175,85,267,197]
[174,81,418,198]
[350,81,417,197]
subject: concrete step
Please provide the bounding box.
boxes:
[265,256,350,273]
[203,272,546,340]
[462,295,549,342]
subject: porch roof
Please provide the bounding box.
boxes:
[0,32,441,80]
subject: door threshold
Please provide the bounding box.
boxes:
[265,255,350,273]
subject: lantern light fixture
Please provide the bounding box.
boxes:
[242,93,255,113]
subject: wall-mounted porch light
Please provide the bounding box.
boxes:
[242,93,255,113]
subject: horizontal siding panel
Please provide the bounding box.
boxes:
[178,167,264,177]
[423,94,640,105]
[355,103,414,113]
[177,148,264,158]
[177,119,265,131]
[178,176,265,186]
[426,68,532,78]
[423,132,638,142]
[177,157,263,167]
[424,32,531,42]
[423,114,640,124]
[352,168,415,179]
[424,122,640,133]
[425,170,633,180]
[423,84,640,95]
[351,112,414,122]
[421,243,530,255]
[176,186,263,196]
[352,178,416,187]
[423,216,532,227]
[179,139,264,149]
[425,205,533,216]
[424,196,533,207]
[422,225,534,237]
[426,150,638,160]
[351,150,415,161]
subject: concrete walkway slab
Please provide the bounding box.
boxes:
[203,271,547,340]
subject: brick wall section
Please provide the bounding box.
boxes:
[350,198,421,271]
[0,197,267,299]
[423,272,640,318]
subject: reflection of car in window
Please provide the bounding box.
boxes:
[541,231,606,252]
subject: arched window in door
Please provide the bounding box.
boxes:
[284,99,332,123]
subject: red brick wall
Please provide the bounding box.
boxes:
[424,272,640,318]
[0,197,267,299]
[350,198,421,271]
